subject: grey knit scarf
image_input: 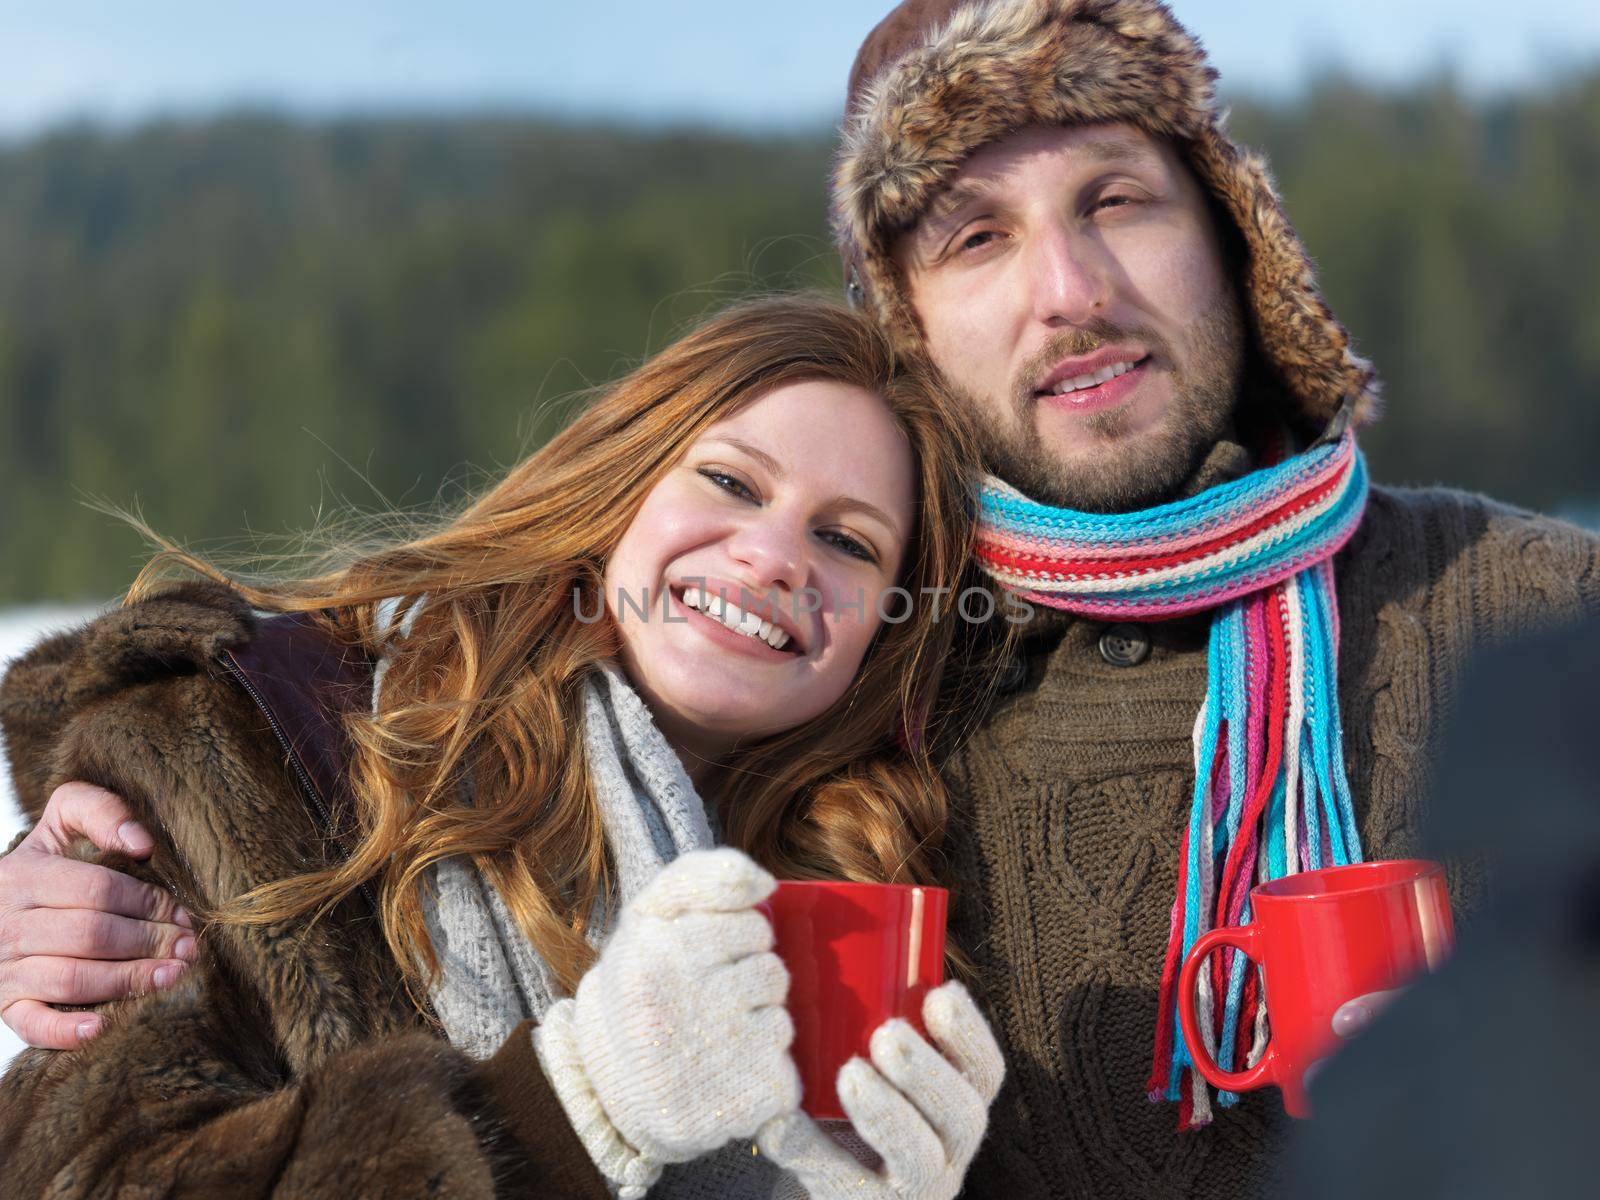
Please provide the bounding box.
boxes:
[420,661,789,1197]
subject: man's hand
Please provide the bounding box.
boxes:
[1,782,195,1049]
[1303,988,1408,1093]
[1331,988,1405,1040]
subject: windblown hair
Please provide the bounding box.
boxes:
[129,293,991,996]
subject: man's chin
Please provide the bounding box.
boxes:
[1026,459,1192,514]
[995,418,1210,513]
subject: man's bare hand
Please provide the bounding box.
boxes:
[0,782,195,1049]
[1331,988,1405,1040]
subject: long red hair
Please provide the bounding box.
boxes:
[131,293,989,995]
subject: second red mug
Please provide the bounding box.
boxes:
[1177,858,1454,1118]
[758,880,948,1120]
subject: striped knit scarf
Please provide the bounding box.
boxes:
[973,427,1370,1129]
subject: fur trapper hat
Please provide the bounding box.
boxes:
[834,0,1381,432]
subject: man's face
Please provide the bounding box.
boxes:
[893,122,1245,512]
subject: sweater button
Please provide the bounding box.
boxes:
[1098,623,1150,667]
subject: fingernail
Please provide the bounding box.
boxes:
[76,1017,102,1042]
[173,906,194,930]
[174,936,197,962]
[117,821,153,854]
[1331,1004,1368,1039]
[153,964,185,989]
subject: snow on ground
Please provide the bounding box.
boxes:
[1,605,101,1069]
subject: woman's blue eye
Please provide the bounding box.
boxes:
[699,468,756,501]
[697,468,875,563]
[820,529,876,564]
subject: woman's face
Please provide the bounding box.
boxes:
[604,379,916,767]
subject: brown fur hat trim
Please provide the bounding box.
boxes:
[835,0,1381,431]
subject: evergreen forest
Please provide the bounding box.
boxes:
[1,72,1596,601]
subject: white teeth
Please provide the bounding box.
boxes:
[679,588,794,652]
[1050,358,1141,395]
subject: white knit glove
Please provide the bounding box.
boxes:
[532,848,801,1198]
[758,981,1005,1200]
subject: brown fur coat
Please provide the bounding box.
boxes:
[0,582,608,1199]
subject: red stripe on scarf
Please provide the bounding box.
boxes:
[1215,588,1290,926]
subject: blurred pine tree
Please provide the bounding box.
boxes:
[0,77,1595,602]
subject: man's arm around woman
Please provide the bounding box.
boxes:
[0,584,609,1198]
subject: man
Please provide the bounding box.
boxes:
[825,1,1600,1196]
[3,0,1598,1195]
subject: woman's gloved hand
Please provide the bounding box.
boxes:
[532,847,800,1198]
[759,980,1005,1200]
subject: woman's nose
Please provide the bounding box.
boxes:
[726,515,806,593]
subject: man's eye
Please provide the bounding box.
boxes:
[819,529,876,564]
[699,468,756,501]
[958,229,999,253]
[1092,193,1140,214]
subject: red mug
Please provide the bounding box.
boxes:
[758,880,948,1120]
[1177,859,1454,1118]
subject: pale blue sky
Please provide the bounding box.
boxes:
[2,0,1596,136]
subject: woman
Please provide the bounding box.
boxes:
[0,294,1004,1199]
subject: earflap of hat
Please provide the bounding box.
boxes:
[1186,125,1382,430]
[847,246,929,360]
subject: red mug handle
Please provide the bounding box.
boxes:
[1176,924,1274,1094]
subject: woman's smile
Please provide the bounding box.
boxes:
[670,584,803,663]
[604,377,913,760]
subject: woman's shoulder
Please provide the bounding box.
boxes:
[2,580,256,707]
[0,583,253,817]
[0,580,371,833]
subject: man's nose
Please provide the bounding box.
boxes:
[727,514,806,593]
[1027,223,1112,327]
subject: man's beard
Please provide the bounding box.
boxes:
[971,294,1245,513]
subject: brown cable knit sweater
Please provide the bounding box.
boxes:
[945,484,1600,1199]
